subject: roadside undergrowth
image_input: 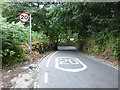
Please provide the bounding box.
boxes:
[76,36,120,65]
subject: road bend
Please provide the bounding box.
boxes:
[34,46,118,88]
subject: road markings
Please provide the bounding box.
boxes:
[36,51,58,72]
[34,81,38,88]
[36,53,52,72]
[59,58,80,65]
[44,72,48,83]
[44,51,59,83]
[55,57,87,72]
[46,51,59,68]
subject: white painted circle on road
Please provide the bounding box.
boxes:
[55,57,87,72]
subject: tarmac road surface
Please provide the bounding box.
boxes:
[34,46,118,88]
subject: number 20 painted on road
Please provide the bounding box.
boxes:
[60,58,79,64]
[55,57,87,72]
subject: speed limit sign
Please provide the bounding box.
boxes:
[19,12,32,56]
[19,12,29,23]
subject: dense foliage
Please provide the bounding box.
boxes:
[0,2,120,66]
[0,17,29,65]
[0,16,51,66]
[47,2,120,60]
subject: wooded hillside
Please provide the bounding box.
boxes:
[0,2,120,66]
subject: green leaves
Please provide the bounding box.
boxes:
[10,51,15,56]
[2,49,9,56]
[1,2,120,62]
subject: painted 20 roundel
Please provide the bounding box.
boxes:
[19,12,29,23]
[55,57,87,72]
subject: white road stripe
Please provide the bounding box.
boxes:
[44,72,48,83]
[34,81,37,88]
[36,52,54,72]
[46,51,59,68]
[44,51,58,83]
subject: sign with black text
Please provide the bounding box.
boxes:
[19,12,29,23]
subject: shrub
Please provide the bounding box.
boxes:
[0,17,30,66]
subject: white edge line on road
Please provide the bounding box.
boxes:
[44,72,48,83]
[44,51,58,83]
[34,81,37,88]
[46,51,59,68]
[36,53,53,72]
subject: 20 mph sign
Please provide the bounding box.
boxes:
[19,12,32,56]
[19,12,29,23]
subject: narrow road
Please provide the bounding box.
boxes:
[34,46,118,88]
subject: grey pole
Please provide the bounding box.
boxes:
[30,14,32,56]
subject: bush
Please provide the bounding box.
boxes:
[0,16,53,66]
[0,17,31,66]
[32,41,55,54]
[80,35,120,60]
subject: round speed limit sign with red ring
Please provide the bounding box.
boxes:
[19,12,29,23]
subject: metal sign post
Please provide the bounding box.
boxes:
[30,14,32,56]
[19,12,32,56]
